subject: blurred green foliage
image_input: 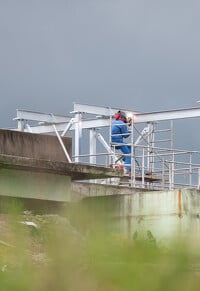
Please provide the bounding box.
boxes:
[0,203,199,291]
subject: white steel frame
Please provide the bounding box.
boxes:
[13,103,200,190]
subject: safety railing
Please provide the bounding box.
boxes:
[109,144,200,190]
[13,106,200,190]
[72,143,200,190]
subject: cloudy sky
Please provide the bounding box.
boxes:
[0,0,200,148]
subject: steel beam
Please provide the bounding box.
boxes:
[15,109,71,123]
[74,103,200,122]
[134,107,200,123]
[73,103,139,116]
[20,119,110,133]
[16,106,200,126]
[14,106,200,135]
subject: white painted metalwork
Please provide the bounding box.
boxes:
[15,109,70,123]
[89,128,97,164]
[198,169,200,190]
[134,107,200,123]
[134,126,150,146]
[13,103,200,190]
[61,118,75,137]
[95,133,119,166]
[15,105,200,129]
[73,102,139,117]
[74,113,82,163]
[20,119,109,134]
[52,124,72,163]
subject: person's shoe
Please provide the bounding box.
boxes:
[114,164,124,172]
[124,170,131,176]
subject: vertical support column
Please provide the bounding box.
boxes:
[169,152,175,190]
[74,113,82,163]
[198,168,200,190]
[142,148,145,188]
[109,115,113,167]
[170,120,174,151]
[147,122,154,173]
[130,114,135,187]
[170,120,174,178]
[189,153,192,187]
[169,162,172,190]
[18,119,26,131]
[151,123,155,173]
[89,128,97,164]
[171,151,175,189]
[162,160,165,189]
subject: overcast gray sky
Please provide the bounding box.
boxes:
[0,0,200,148]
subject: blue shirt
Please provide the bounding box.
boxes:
[111,120,130,144]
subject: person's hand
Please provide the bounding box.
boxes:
[127,117,132,126]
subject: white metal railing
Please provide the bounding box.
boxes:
[71,144,200,190]
[109,144,200,190]
[13,105,200,190]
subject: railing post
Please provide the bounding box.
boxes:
[147,122,154,174]
[171,151,175,189]
[109,115,113,167]
[130,114,135,187]
[169,162,172,190]
[169,152,175,190]
[89,128,97,165]
[198,168,200,190]
[189,153,192,187]
[162,159,165,189]
[74,113,82,163]
[142,148,145,188]
[17,119,26,131]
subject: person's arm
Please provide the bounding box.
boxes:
[121,123,130,138]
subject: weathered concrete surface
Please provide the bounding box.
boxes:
[0,154,121,180]
[181,188,200,241]
[0,154,123,201]
[0,168,71,201]
[114,189,186,240]
[0,149,199,243]
[71,181,148,201]
[0,129,72,162]
[78,189,200,244]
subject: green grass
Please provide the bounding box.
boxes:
[0,204,199,291]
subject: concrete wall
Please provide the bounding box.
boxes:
[0,129,72,162]
[0,168,71,202]
[78,188,200,244]
[71,181,147,201]
[181,189,200,242]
